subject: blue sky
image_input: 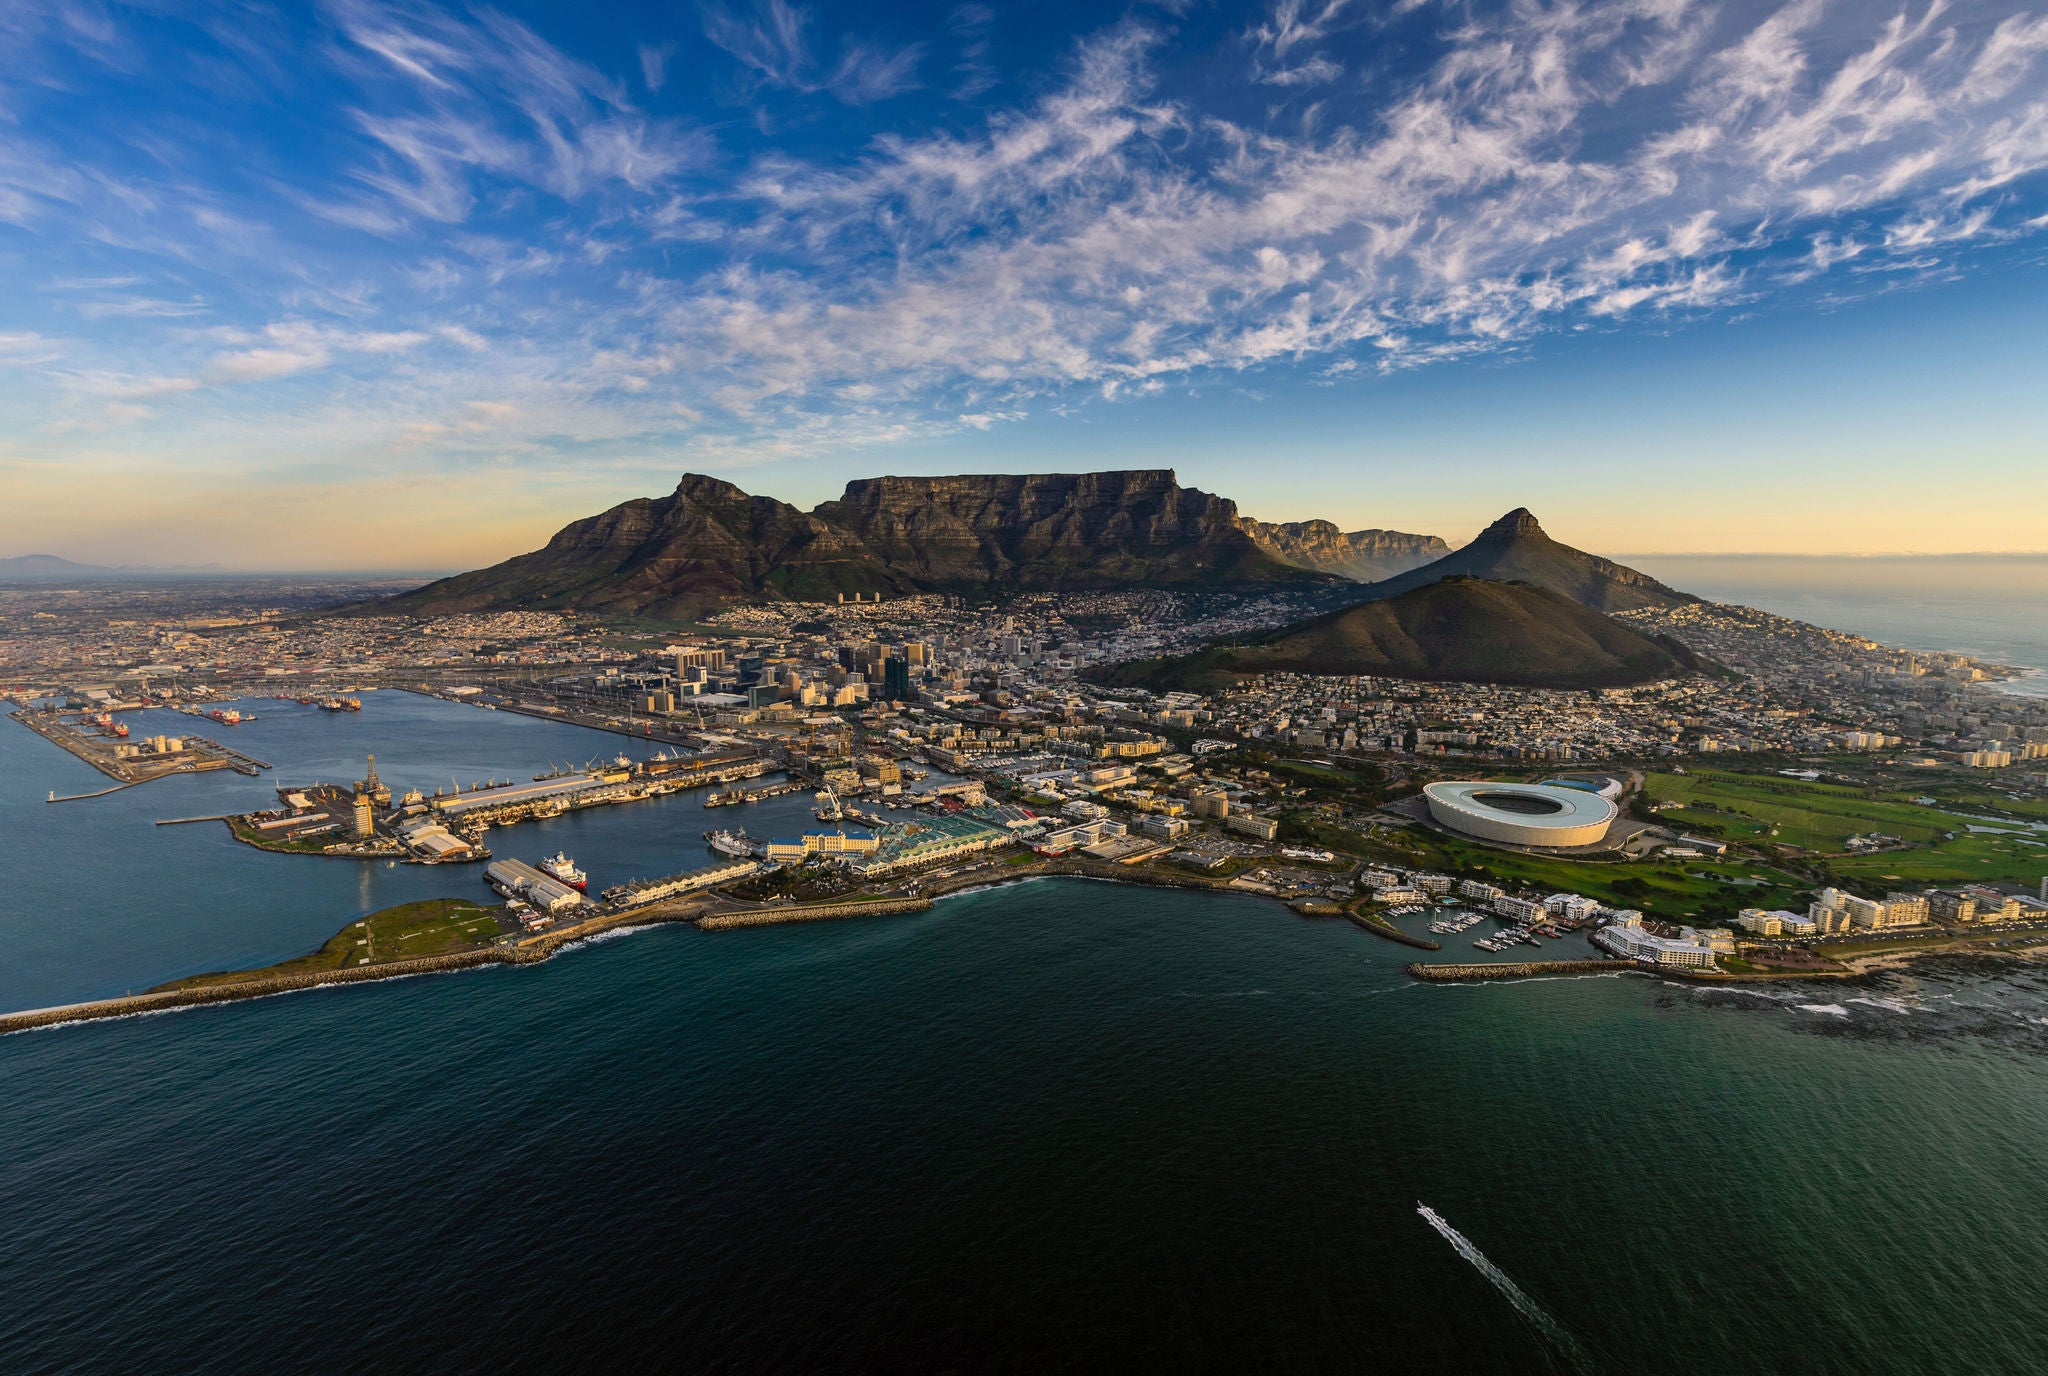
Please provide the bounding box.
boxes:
[4,0,2047,569]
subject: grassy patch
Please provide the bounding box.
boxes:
[227,817,347,854]
[1645,769,1956,849]
[1825,830,2048,887]
[158,898,507,991]
[1648,767,2048,887]
[1350,817,1807,923]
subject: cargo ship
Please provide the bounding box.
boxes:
[208,708,243,726]
[319,697,362,712]
[539,852,588,891]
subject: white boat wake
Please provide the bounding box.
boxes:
[1417,1203,1593,1373]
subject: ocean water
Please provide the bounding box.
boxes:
[1625,554,2048,697]
[7,697,2048,1374]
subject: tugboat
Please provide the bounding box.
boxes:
[539,852,588,891]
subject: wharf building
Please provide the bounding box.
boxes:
[607,858,762,905]
[844,815,1015,877]
[484,859,586,913]
[764,831,884,863]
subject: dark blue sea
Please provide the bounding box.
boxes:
[6,694,2048,1374]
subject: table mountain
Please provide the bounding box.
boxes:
[379,470,1328,619]
[1094,576,1700,692]
[813,470,1306,591]
[1235,519,1449,581]
[378,475,901,619]
[1360,508,1696,613]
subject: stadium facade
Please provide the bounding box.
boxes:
[1423,781,1618,849]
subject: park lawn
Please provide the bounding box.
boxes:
[157,898,507,991]
[1645,766,2048,887]
[376,900,508,959]
[1825,829,2048,887]
[1660,805,1771,841]
[1647,769,1965,849]
[1909,787,2048,824]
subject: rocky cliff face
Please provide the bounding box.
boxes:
[1236,518,1450,582]
[382,475,902,620]
[381,469,1327,619]
[815,470,1302,589]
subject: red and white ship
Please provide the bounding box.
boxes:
[539,852,588,890]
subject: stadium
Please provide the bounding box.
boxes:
[1423,781,1619,849]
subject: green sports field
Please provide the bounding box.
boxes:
[1646,768,2048,887]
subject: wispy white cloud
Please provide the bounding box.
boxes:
[7,0,2048,485]
[700,0,924,105]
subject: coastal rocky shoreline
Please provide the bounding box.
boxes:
[12,855,2042,1037]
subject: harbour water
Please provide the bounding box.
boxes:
[7,696,2048,1373]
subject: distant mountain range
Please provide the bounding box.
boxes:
[1095,576,1700,692]
[0,555,227,581]
[377,470,1451,620]
[364,473,1711,692]
[1233,518,1449,581]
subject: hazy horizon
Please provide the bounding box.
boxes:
[11,539,2048,581]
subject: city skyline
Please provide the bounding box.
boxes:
[5,0,2048,569]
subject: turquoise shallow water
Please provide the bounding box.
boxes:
[5,698,2048,1374]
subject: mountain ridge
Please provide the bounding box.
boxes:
[1235,518,1450,581]
[1093,576,1701,692]
[1358,508,1697,613]
[377,470,1351,619]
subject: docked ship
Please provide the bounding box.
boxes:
[704,828,760,858]
[538,852,588,890]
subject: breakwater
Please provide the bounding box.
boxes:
[0,950,507,1035]
[0,903,705,1036]
[1039,859,1240,892]
[1407,960,1623,981]
[1348,911,1441,950]
[697,897,933,930]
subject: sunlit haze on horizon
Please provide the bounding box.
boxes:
[4,0,2048,570]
